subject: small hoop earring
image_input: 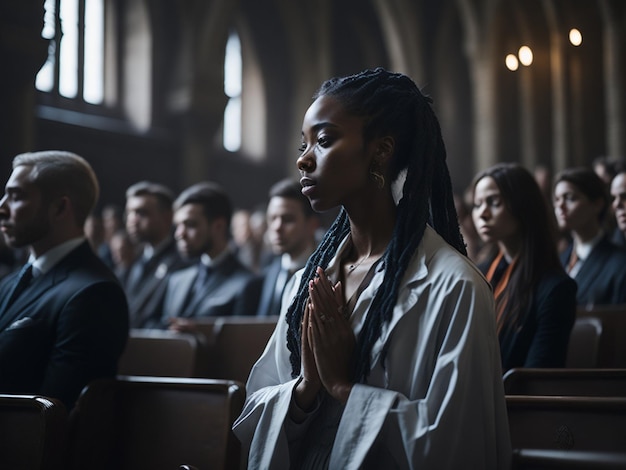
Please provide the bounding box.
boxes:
[369,169,385,190]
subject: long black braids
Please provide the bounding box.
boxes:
[286,67,466,381]
[285,208,350,374]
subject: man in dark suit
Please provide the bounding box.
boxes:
[610,170,626,248]
[0,151,129,409]
[242,179,319,317]
[124,181,186,328]
[160,182,255,330]
[555,167,626,306]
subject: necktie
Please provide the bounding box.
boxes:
[185,263,213,311]
[193,264,213,293]
[126,256,149,295]
[4,264,34,310]
[269,267,290,316]
[567,250,579,274]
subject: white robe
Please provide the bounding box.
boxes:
[233,226,512,469]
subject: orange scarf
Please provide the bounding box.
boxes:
[566,248,578,274]
[485,250,517,333]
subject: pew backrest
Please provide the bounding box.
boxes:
[68,376,245,470]
[504,368,626,397]
[0,394,67,470]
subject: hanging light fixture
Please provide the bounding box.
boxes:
[569,28,583,46]
[505,54,519,71]
[518,46,533,66]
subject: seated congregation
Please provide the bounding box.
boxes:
[1,138,626,468]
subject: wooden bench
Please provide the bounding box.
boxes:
[512,448,626,469]
[0,394,68,470]
[577,305,626,368]
[118,329,211,378]
[68,376,246,470]
[507,396,626,453]
[191,316,279,383]
[566,316,603,368]
[504,368,626,397]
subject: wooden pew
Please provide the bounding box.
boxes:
[504,368,626,397]
[0,394,68,470]
[512,448,626,469]
[118,317,278,382]
[577,305,626,368]
[192,316,279,383]
[67,376,245,470]
[208,316,278,383]
[117,329,211,378]
[507,396,626,453]
[566,316,603,368]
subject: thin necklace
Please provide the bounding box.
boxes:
[347,249,372,275]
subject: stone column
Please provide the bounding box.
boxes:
[165,0,238,186]
[0,2,48,168]
[456,0,501,170]
[543,0,569,171]
[599,0,625,159]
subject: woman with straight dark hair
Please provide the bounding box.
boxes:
[472,163,577,371]
[554,166,626,306]
[233,68,510,469]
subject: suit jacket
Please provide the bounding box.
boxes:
[160,252,255,322]
[0,242,129,409]
[560,237,626,306]
[124,237,187,328]
[478,258,577,371]
[255,257,286,317]
[240,256,301,317]
[611,227,626,249]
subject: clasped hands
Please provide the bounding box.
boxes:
[295,266,355,410]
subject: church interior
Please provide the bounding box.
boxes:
[1,1,626,469]
[2,0,624,211]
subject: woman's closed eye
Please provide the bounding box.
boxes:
[315,134,333,149]
[486,196,502,208]
[473,196,502,210]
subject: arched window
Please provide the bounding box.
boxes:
[36,0,106,105]
[223,31,242,152]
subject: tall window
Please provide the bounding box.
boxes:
[223,31,242,152]
[36,0,105,105]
